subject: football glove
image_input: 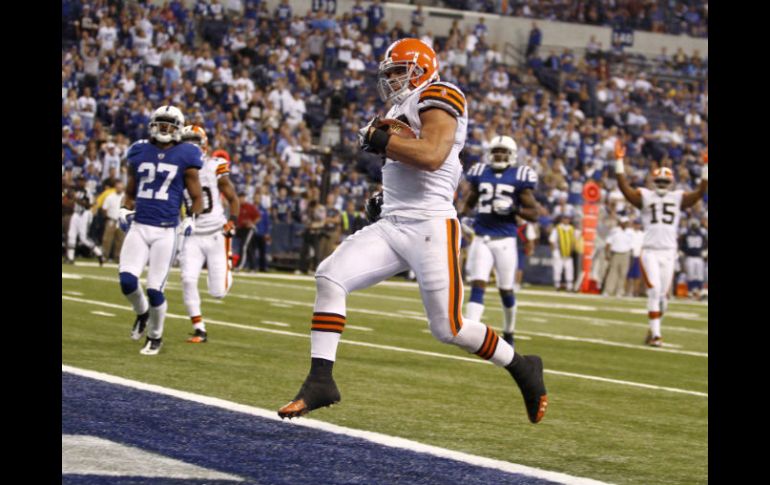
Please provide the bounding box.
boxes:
[358,116,390,155]
[181,216,196,237]
[460,216,475,236]
[492,199,515,215]
[118,207,136,232]
[223,218,236,238]
[365,191,384,223]
[614,139,626,174]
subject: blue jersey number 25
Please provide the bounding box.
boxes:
[478,182,515,214]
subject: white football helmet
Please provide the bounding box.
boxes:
[488,135,518,171]
[652,167,674,196]
[149,105,185,144]
[180,125,208,151]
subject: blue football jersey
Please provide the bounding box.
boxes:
[465,163,538,237]
[127,140,204,227]
[681,228,707,257]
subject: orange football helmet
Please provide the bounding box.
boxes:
[377,38,439,104]
[181,125,208,152]
[652,167,674,195]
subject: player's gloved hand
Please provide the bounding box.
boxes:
[118,207,136,232]
[358,116,390,155]
[365,191,383,223]
[614,139,626,174]
[181,216,196,237]
[223,216,237,238]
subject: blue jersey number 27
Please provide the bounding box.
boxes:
[136,162,179,201]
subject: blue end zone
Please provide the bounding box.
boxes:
[62,373,562,485]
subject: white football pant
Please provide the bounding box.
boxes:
[119,223,178,292]
[552,254,574,289]
[312,217,514,367]
[180,231,233,317]
[685,256,705,283]
[66,211,102,259]
[465,236,517,289]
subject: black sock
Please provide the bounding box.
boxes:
[505,352,525,373]
[309,358,334,380]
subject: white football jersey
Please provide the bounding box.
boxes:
[184,155,230,234]
[381,80,468,220]
[639,187,683,250]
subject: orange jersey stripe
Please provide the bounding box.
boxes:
[216,164,230,175]
[421,87,465,107]
[420,93,465,116]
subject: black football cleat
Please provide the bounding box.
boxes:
[130,311,150,340]
[506,354,548,424]
[186,329,208,343]
[277,376,341,419]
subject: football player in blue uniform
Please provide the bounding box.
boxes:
[460,135,540,346]
[117,105,204,355]
[679,218,707,300]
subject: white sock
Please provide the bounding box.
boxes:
[147,301,167,339]
[191,315,206,332]
[66,247,75,261]
[126,289,149,316]
[465,301,485,322]
[452,319,514,367]
[650,318,661,338]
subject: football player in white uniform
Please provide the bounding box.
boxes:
[178,125,240,343]
[614,141,707,346]
[278,39,547,424]
[65,176,104,266]
[460,135,540,346]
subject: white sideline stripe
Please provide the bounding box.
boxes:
[346,325,373,332]
[203,298,224,305]
[63,274,708,357]
[269,303,294,308]
[62,365,614,485]
[65,269,707,331]
[64,290,84,296]
[68,262,704,307]
[62,296,707,397]
[62,273,83,279]
[260,320,290,327]
[70,262,707,308]
[91,311,115,317]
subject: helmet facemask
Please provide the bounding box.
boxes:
[150,115,183,143]
[490,147,513,171]
[653,177,672,196]
[377,59,424,104]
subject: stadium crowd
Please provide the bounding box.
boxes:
[61,0,707,296]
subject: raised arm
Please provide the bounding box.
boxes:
[613,139,642,209]
[681,164,708,209]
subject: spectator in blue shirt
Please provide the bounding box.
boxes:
[366,0,384,34]
[526,22,542,58]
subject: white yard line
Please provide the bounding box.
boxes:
[63,295,707,397]
[90,311,115,317]
[260,320,290,328]
[63,364,613,485]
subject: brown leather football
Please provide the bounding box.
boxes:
[377,118,417,138]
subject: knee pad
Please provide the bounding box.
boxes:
[499,289,515,308]
[119,272,138,295]
[146,288,165,307]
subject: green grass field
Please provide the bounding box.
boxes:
[62,262,707,485]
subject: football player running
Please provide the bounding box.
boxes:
[460,135,540,346]
[178,125,240,343]
[614,140,707,346]
[278,39,547,424]
[118,106,204,355]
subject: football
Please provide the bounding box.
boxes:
[377,118,417,139]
